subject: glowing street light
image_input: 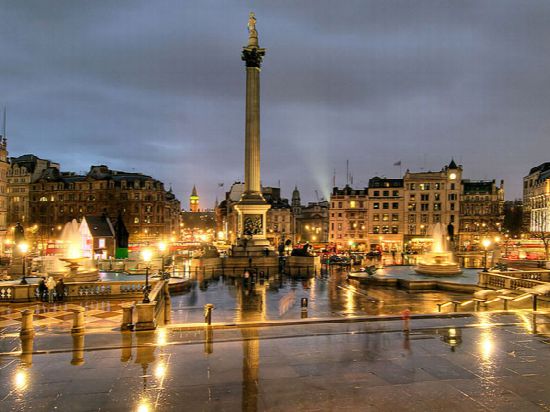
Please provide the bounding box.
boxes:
[142,248,153,303]
[482,238,491,271]
[18,242,29,285]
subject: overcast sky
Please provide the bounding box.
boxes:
[2,1,550,208]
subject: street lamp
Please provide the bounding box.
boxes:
[482,238,491,271]
[158,241,167,279]
[18,242,29,285]
[142,248,153,303]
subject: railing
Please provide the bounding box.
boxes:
[1,280,151,303]
[479,271,550,296]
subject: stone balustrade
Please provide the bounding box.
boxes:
[0,280,154,303]
[479,271,550,296]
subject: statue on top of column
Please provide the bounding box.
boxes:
[248,12,257,34]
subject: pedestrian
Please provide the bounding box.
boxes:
[46,276,56,303]
[55,278,65,302]
[38,277,47,302]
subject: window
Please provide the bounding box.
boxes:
[373,191,379,197]
[408,203,416,211]
[421,214,428,223]
[434,203,441,211]
[409,194,416,201]
[337,223,342,231]
[383,190,389,197]
[382,214,389,221]
[450,203,455,211]
[434,183,441,190]
[392,202,399,209]
[409,183,416,190]
[419,183,430,190]
[134,217,140,224]
[338,202,342,208]
[392,214,399,222]
[373,214,380,221]
[373,226,380,234]
[392,190,399,196]
[338,213,342,217]
[382,203,389,209]
[420,194,429,201]
[408,215,416,223]
[98,238,106,248]
[391,226,398,234]
[350,200,356,208]
[433,214,440,223]
[39,196,48,202]
[373,203,380,209]
[359,201,364,208]
[450,215,455,223]
[421,204,429,211]
[448,194,457,201]
[450,183,455,190]
[434,193,440,201]
[408,224,416,234]
[382,226,389,234]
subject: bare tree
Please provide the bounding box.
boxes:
[531,210,550,261]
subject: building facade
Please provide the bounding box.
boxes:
[367,177,404,253]
[524,162,550,234]
[291,186,329,244]
[403,161,462,251]
[7,154,60,226]
[458,180,505,248]
[0,135,8,253]
[27,165,180,245]
[329,186,368,251]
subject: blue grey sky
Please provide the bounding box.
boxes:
[2,1,550,207]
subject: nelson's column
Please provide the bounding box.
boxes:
[233,13,273,256]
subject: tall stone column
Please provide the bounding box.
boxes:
[233,12,272,254]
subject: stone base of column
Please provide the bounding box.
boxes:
[134,302,157,331]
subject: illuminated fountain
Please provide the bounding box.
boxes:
[35,219,99,282]
[414,223,462,276]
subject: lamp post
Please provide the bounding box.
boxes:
[142,248,152,303]
[18,242,29,285]
[158,241,167,279]
[482,238,491,271]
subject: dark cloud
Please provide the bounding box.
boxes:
[2,0,550,207]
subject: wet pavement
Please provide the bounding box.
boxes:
[1,312,550,411]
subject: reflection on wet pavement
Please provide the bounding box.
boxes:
[0,313,549,411]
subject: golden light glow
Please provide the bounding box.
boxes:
[480,332,494,361]
[157,328,167,346]
[142,249,153,262]
[14,369,27,390]
[158,241,167,252]
[482,238,491,249]
[494,236,501,243]
[154,362,166,379]
[350,200,356,208]
[18,242,29,254]
[136,399,151,412]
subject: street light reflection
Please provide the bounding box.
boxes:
[136,401,151,412]
[157,328,167,347]
[154,362,166,379]
[14,369,28,390]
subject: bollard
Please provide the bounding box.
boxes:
[20,309,35,337]
[532,294,538,312]
[436,303,443,313]
[121,303,135,331]
[71,306,85,334]
[204,304,215,325]
[71,333,85,366]
[452,301,460,312]
[301,298,308,308]
[503,298,509,311]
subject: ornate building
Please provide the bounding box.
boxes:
[458,180,505,248]
[28,165,180,245]
[289,186,329,244]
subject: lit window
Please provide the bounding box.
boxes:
[98,238,106,248]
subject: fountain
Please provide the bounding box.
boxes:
[414,223,462,276]
[34,219,99,282]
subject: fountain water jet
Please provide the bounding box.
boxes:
[414,223,462,276]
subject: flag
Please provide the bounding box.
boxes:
[393,161,402,166]
[218,183,224,187]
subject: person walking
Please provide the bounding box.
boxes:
[38,277,47,302]
[46,276,56,303]
[55,278,65,302]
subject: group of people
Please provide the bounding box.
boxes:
[37,276,65,303]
